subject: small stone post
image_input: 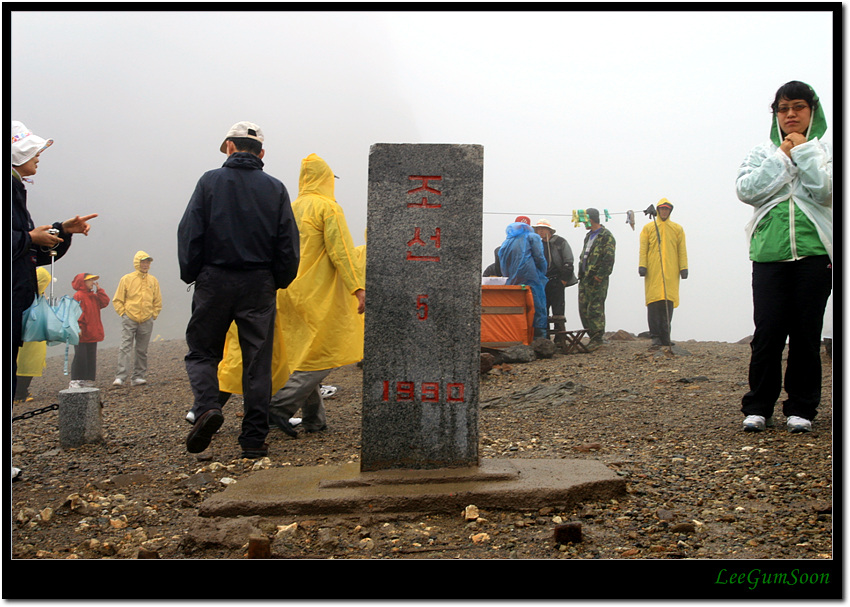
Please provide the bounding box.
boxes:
[59,387,103,449]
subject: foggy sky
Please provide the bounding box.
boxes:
[11,10,835,351]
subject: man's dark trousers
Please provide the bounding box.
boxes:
[185,266,276,449]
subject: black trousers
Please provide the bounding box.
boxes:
[71,342,98,381]
[545,279,565,318]
[647,300,674,346]
[741,255,832,421]
[184,266,276,449]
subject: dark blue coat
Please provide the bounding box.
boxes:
[177,153,300,290]
[12,173,72,346]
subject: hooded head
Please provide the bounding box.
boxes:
[72,272,98,292]
[134,250,153,273]
[505,221,533,238]
[36,267,51,296]
[298,153,336,200]
[769,81,827,146]
[656,198,673,220]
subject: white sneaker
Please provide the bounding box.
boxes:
[112,378,124,386]
[185,411,195,424]
[131,378,147,386]
[787,416,812,433]
[68,380,83,389]
[743,415,774,432]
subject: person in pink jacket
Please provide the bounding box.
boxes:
[69,272,110,388]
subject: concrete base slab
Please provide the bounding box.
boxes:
[199,458,626,517]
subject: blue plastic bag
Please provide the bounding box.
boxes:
[21,295,82,346]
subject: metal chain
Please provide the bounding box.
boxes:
[11,403,59,423]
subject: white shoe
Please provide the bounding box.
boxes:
[131,378,147,386]
[320,385,337,398]
[112,378,124,386]
[68,380,83,389]
[185,411,195,424]
[787,416,812,433]
[743,415,774,432]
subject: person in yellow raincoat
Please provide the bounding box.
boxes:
[14,267,51,402]
[638,199,688,349]
[267,153,366,436]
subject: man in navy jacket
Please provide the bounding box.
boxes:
[178,121,299,459]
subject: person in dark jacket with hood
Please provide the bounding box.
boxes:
[178,121,300,459]
[736,81,832,434]
[69,272,111,388]
[11,121,97,402]
[532,219,577,342]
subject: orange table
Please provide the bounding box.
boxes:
[481,285,535,348]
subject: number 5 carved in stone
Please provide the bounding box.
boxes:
[416,294,428,321]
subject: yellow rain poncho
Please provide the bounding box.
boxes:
[279,153,365,372]
[639,199,688,307]
[16,267,51,377]
[217,153,365,391]
[217,313,291,396]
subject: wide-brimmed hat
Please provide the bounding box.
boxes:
[533,219,556,234]
[220,121,264,153]
[12,121,53,166]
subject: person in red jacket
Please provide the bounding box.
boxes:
[70,273,110,388]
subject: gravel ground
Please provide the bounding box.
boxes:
[10,335,834,576]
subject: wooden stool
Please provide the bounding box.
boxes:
[562,330,589,354]
[548,316,589,354]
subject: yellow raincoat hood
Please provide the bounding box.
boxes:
[298,153,336,200]
[133,250,153,272]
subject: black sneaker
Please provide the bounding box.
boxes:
[269,410,298,438]
[241,443,269,459]
[186,409,224,453]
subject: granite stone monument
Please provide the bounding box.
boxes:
[361,143,484,471]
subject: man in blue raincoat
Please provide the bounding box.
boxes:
[498,216,548,337]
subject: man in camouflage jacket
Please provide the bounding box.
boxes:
[577,208,616,351]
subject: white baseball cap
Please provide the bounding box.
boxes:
[220,121,264,153]
[12,121,53,166]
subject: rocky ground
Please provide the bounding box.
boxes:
[10,334,834,568]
